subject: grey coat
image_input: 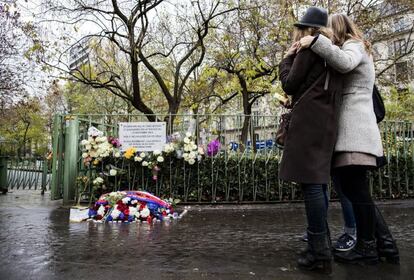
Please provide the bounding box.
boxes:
[311,34,383,157]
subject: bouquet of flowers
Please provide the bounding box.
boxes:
[80,127,121,166]
[164,132,205,165]
[87,191,179,223]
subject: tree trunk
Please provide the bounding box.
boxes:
[130,54,157,122]
[240,114,251,152]
[238,74,251,152]
[22,121,30,157]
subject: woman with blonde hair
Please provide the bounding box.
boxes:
[278,7,343,273]
[299,13,399,265]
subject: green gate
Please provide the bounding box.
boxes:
[0,140,51,194]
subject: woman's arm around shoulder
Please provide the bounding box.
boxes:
[310,34,364,74]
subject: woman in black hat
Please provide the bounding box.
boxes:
[298,13,399,265]
[278,7,342,273]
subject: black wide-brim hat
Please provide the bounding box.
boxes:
[294,7,328,28]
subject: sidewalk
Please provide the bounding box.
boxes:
[0,190,413,280]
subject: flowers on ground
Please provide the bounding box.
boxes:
[87,191,179,223]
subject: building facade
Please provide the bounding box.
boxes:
[371,2,414,90]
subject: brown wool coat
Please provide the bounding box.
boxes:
[278,49,343,184]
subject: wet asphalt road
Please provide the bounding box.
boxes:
[0,190,413,280]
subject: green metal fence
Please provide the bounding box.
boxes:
[0,139,51,192]
[6,157,51,192]
[51,114,414,204]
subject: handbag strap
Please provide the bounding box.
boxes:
[291,66,329,110]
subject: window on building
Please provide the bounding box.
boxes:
[253,98,260,109]
[395,61,409,82]
[252,111,260,127]
[388,41,394,57]
[393,17,408,33]
[237,115,243,128]
[393,39,406,56]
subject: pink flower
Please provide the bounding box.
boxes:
[108,136,121,148]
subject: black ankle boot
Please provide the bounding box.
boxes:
[297,230,332,274]
[375,206,400,264]
[334,239,379,265]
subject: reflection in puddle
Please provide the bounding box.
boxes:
[1,192,414,279]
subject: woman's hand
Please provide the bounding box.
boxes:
[284,42,299,58]
[298,35,315,51]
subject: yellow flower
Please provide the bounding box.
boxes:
[93,159,100,165]
[124,147,137,159]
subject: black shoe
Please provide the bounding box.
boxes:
[334,233,356,252]
[375,206,400,264]
[334,240,379,265]
[377,238,400,264]
[297,230,332,274]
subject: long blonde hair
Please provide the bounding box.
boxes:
[293,26,333,42]
[328,14,372,54]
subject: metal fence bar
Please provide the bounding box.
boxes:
[49,114,414,203]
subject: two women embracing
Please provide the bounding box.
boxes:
[278,6,399,274]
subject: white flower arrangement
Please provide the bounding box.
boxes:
[163,143,175,153]
[93,177,104,186]
[129,206,138,217]
[85,191,180,224]
[111,208,121,219]
[88,127,104,138]
[97,205,105,216]
[178,134,201,165]
[81,128,209,184]
[140,207,150,218]
[80,127,117,165]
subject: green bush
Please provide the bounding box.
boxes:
[82,148,414,203]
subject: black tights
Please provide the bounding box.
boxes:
[333,166,376,241]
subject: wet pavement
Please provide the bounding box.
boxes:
[0,191,413,280]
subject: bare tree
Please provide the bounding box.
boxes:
[211,0,294,150]
[0,1,28,108]
[38,0,239,129]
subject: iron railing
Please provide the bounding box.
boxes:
[6,157,51,192]
[51,114,414,203]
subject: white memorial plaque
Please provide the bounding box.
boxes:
[119,122,166,151]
